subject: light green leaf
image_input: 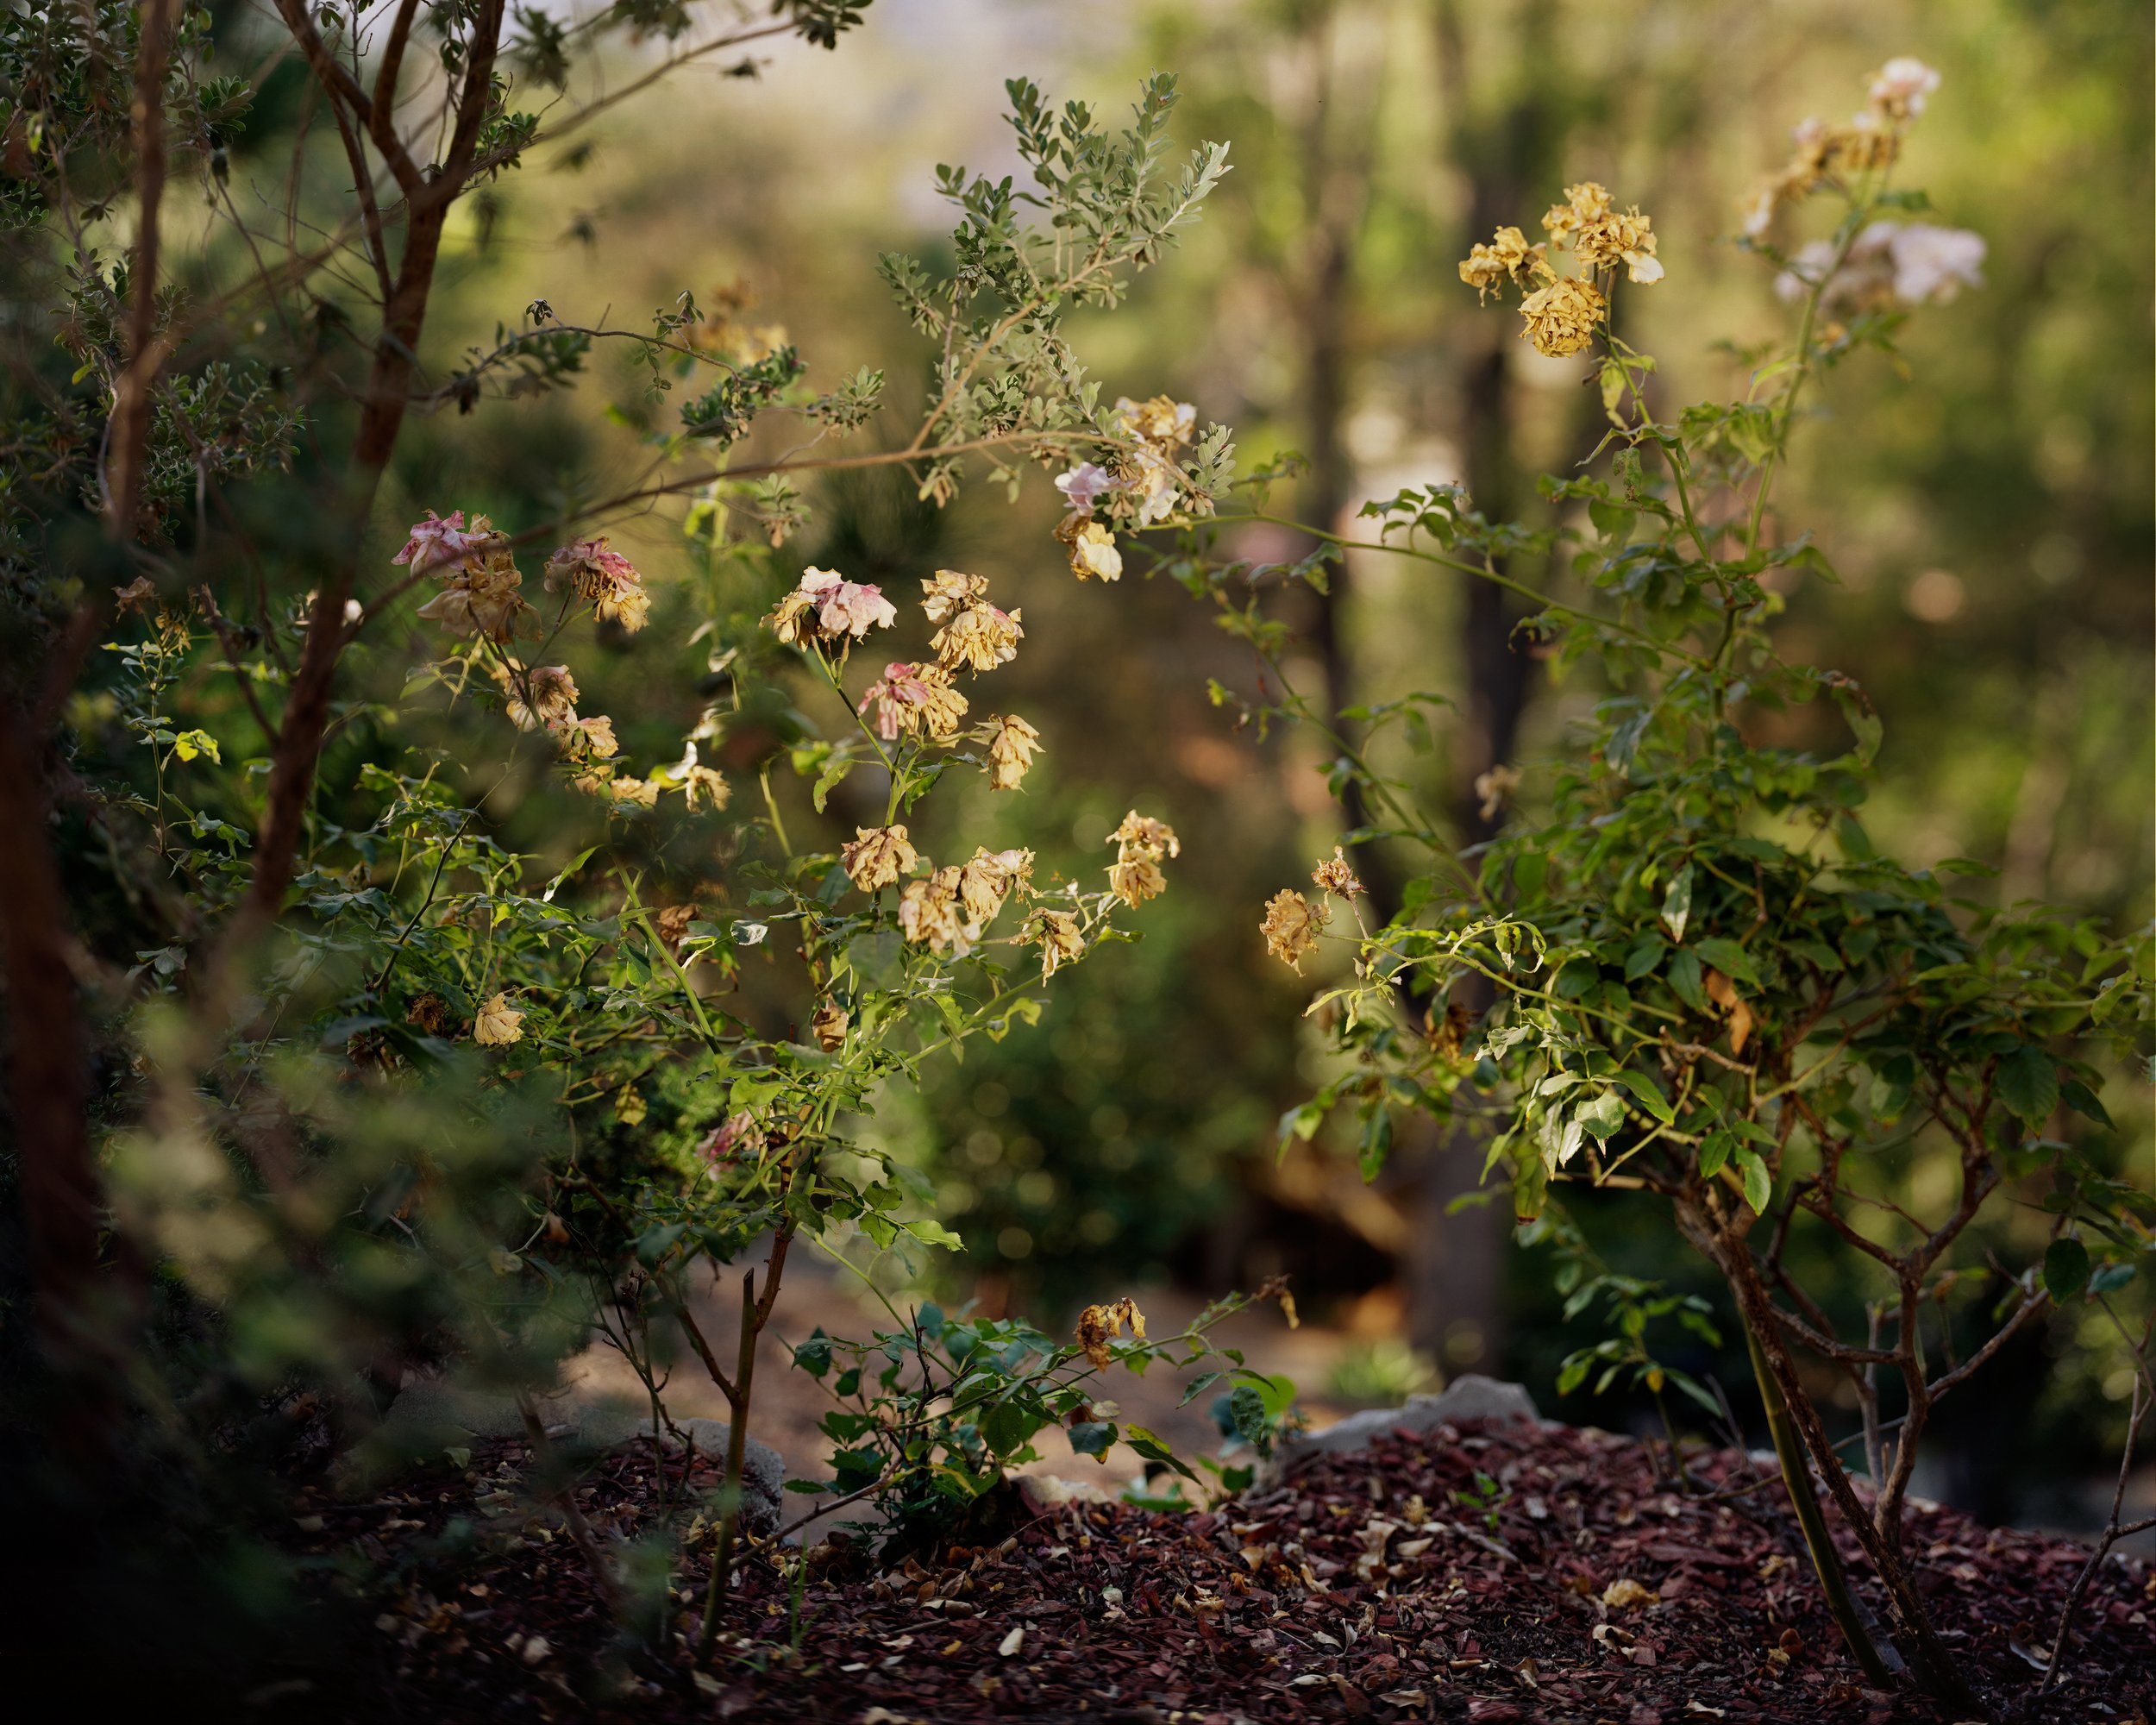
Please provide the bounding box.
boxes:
[1660,864,1694,942]
[1735,1147,1770,1216]
[1693,938,1760,990]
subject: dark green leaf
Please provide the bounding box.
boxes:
[2042,1237,2090,1302]
[1996,1046,2059,1125]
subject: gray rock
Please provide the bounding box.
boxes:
[1257,1374,1542,1488]
[665,1417,787,1536]
[364,1379,787,1534]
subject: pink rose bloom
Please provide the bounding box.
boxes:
[697,1112,765,1164]
[858,661,932,740]
[1054,462,1117,515]
[815,578,898,640]
[394,510,474,574]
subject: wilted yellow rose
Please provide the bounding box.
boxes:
[1260,888,1328,972]
[1518,276,1606,358]
[841,824,918,893]
[473,992,524,1045]
[1056,515,1124,581]
[1025,906,1084,980]
[811,1002,849,1052]
[898,868,977,956]
[983,713,1043,791]
[1312,846,1365,900]
[1457,225,1553,302]
[1075,1295,1148,1370]
[932,598,1024,674]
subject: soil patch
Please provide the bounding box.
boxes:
[291,1416,2154,1723]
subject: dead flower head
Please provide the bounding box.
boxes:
[1476,762,1522,822]
[1260,888,1328,972]
[1312,845,1364,900]
[983,713,1043,791]
[1517,275,1606,358]
[542,536,649,634]
[956,846,1031,925]
[473,991,524,1046]
[1056,515,1124,581]
[1025,906,1085,981]
[1075,1295,1148,1371]
[811,1001,849,1052]
[841,824,918,894]
[898,867,980,957]
[1105,810,1180,908]
[1457,225,1554,302]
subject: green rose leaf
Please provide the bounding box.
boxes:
[1995,1046,2059,1125]
[2042,1237,2090,1303]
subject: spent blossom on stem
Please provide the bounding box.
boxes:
[982,713,1043,791]
[1260,888,1328,973]
[858,661,968,742]
[955,846,1031,924]
[1025,907,1085,981]
[923,571,1023,673]
[394,509,478,574]
[498,662,580,732]
[841,824,918,893]
[811,1002,849,1052]
[697,1112,766,1165]
[415,555,536,643]
[1055,461,1117,515]
[1056,515,1124,582]
[1517,276,1606,358]
[899,867,979,957]
[1458,226,1554,302]
[1105,809,1179,908]
[1312,846,1364,900]
[473,992,524,1045]
[544,536,649,634]
[768,567,898,646]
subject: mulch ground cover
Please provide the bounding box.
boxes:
[293,1415,2155,1724]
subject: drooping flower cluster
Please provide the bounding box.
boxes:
[1775,221,1986,318]
[1075,1295,1147,1371]
[1024,906,1085,981]
[898,845,1035,958]
[1458,183,1662,359]
[1045,392,1205,582]
[922,570,1023,673]
[857,661,968,742]
[401,510,718,816]
[1105,810,1180,909]
[543,536,650,634]
[695,1110,767,1166]
[408,512,537,643]
[841,824,918,892]
[768,566,899,647]
[1260,888,1328,973]
[1457,225,1552,303]
[1740,58,1940,239]
[981,713,1042,792]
